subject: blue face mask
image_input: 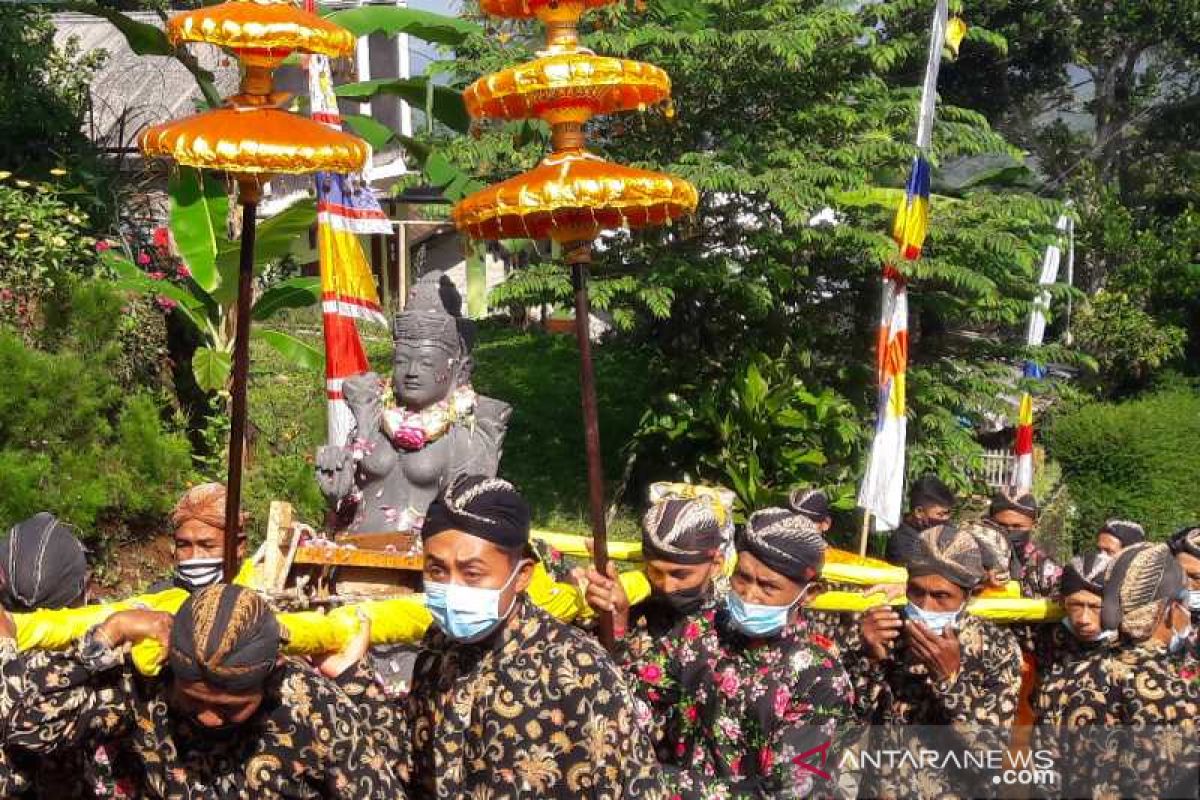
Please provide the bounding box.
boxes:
[726,588,806,638]
[904,601,964,635]
[424,562,524,643]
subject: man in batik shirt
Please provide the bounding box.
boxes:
[1030,552,1116,704]
[1033,542,1200,799]
[982,490,1061,600]
[626,505,856,799]
[851,523,1023,798]
[4,584,402,799]
[386,475,664,799]
[1168,525,1200,662]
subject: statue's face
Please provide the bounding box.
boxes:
[394,341,456,410]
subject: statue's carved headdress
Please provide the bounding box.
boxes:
[393,271,476,358]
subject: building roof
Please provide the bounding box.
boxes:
[53,11,240,152]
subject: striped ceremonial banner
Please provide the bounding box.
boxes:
[857,0,947,533]
[1011,214,1072,492]
[306,42,392,446]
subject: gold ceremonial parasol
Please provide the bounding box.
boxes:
[139,0,365,581]
[453,0,697,646]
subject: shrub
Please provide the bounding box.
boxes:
[1046,387,1200,549]
[0,331,192,549]
[0,180,104,342]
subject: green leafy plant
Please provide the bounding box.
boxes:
[108,168,323,394]
[633,352,864,516]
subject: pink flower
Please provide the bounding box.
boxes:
[148,271,165,280]
[639,664,663,684]
[773,686,791,718]
[393,426,427,451]
[684,622,701,640]
[759,748,774,774]
[675,742,687,757]
[155,295,178,312]
[153,226,170,248]
[685,706,698,723]
[95,240,111,252]
[730,756,742,775]
[716,668,740,697]
[137,252,151,265]
[0,288,11,302]
[176,264,192,279]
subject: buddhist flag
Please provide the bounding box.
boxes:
[857,265,909,529]
[1010,214,1072,492]
[858,0,948,531]
[892,156,932,261]
[307,52,392,446]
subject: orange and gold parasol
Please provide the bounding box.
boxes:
[456,0,696,648]
[139,0,365,581]
[454,150,696,243]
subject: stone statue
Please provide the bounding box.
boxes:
[315,271,511,533]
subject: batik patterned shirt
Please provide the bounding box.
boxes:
[392,597,666,799]
[846,614,1023,798]
[1032,639,1200,799]
[625,607,856,799]
[5,640,404,799]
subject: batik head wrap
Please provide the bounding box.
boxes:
[909,475,955,510]
[988,489,1039,521]
[736,508,825,583]
[172,483,246,534]
[907,523,985,590]
[1168,525,1200,559]
[421,475,530,550]
[1060,551,1111,598]
[1101,542,1185,641]
[1099,520,1145,548]
[0,512,88,612]
[787,487,831,525]
[964,521,1012,584]
[642,482,734,564]
[169,584,281,692]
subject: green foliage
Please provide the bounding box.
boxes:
[110,169,323,394]
[0,8,105,171]
[324,6,481,46]
[1073,291,1187,394]
[0,179,105,342]
[1047,388,1200,550]
[0,331,192,547]
[446,0,1071,496]
[633,352,863,516]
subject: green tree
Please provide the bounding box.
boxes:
[442,0,1073,500]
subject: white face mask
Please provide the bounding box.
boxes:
[176,557,223,591]
[1188,589,1200,611]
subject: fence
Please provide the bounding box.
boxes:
[978,448,1016,490]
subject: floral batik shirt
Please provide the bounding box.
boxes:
[846,614,1023,799]
[1032,640,1200,799]
[391,597,667,799]
[5,640,404,799]
[625,607,856,799]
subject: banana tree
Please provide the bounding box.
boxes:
[110,168,323,393]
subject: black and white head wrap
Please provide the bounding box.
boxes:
[737,508,825,584]
[1060,551,1111,598]
[907,523,985,590]
[169,584,281,692]
[1168,525,1200,559]
[787,487,831,525]
[0,512,88,612]
[1099,519,1145,549]
[421,475,531,550]
[989,489,1039,521]
[1101,541,1184,641]
[964,521,1012,584]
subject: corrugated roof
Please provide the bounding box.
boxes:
[52,11,240,150]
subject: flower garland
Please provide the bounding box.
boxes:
[381,385,477,451]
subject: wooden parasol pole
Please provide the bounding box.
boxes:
[565,240,614,650]
[221,179,260,582]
